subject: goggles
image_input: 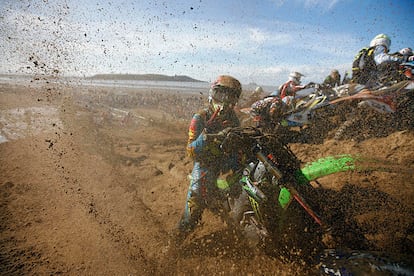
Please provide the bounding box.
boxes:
[209,85,239,105]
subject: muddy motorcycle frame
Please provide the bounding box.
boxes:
[282,87,332,127]
[211,127,361,243]
[250,85,344,134]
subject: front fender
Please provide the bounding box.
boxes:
[295,154,361,185]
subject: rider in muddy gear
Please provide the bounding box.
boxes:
[177,75,243,235]
[250,95,288,129]
[370,34,414,85]
[279,72,306,108]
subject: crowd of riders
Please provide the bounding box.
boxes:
[174,34,413,240]
[249,33,413,129]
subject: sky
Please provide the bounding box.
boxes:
[0,0,413,87]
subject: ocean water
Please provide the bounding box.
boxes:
[0,75,210,94]
[0,74,276,95]
[75,78,276,94]
[78,78,211,94]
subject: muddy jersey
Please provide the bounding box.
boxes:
[186,107,240,161]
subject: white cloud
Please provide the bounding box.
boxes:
[0,2,356,86]
[270,0,340,10]
[327,0,340,10]
[297,0,340,11]
[247,27,292,46]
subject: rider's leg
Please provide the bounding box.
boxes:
[229,189,250,224]
[177,162,207,233]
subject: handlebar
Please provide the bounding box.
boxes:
[214,127,327,228]
[253,137,326,227]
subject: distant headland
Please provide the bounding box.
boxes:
[87,74,206,83]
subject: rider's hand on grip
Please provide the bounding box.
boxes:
[202,129,215,143]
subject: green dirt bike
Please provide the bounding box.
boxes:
[182,126,413,272]
[209,127,371,250]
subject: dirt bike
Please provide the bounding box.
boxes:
[281,86,331,127]
[178,126,414,272]
[247,82,359,128]
[208,127,367,248]
[266,77,412,142]
[334,61,413,113]
[329,79,414,140]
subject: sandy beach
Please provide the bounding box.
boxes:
[0,81,413,275]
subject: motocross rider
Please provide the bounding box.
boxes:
[177,75,243,236]
[250,95,288,129]
[279,71,306,108]
[323,69,341,88]
[370,34,414,84]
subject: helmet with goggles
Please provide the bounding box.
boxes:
[369,33,391,51]
[208,75,242,105]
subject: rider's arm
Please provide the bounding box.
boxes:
[186,113,207,158]
[292,83,305,93]
[374,45,404,65]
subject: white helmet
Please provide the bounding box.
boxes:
[369,33,391,50]
[399,47,413,56]
[288,71,304,84]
